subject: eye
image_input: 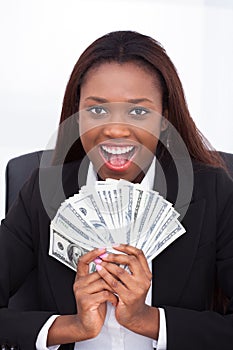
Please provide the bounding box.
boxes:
[129,107,149,119]
[87,106,108,118]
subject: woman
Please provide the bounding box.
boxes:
[0,30,233,350]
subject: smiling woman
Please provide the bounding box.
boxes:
[1,30,233,350]
[78,62,167,182]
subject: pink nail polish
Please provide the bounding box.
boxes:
[96,264,102,271]
[94,258,102,264]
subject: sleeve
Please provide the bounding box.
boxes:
[36,315,60,350]
[0,170,56,350]
[162,170,233,349]
[155,308,167,350]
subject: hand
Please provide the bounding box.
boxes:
[95,244,159,339]
[73,247,118,340]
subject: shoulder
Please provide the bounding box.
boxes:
[7,159,87,220]
[37,158,88,190]
[35,159,89,216]
[191,160,233,206]
[192,160,233,188]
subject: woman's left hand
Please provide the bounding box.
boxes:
[95,244,159,339]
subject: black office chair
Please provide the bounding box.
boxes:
[5,149,54,213]
[5,149,54,310]
[4,150,233,310]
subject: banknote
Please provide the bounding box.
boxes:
[49,227,91,271]
[49,179,186,271]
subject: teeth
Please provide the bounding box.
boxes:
[101,145,134,155]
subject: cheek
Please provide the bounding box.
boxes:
[137,117,162,139]
[137,129,159,150]
[80,130,102,163]
[80,126,98,147]
[144,139,159,154]
[79,120,91,137]
[80,132,92,153]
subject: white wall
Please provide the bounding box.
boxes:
[1,0,233,220]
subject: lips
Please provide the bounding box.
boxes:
[99,144,137,170]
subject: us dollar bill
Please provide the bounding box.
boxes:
[49,226,96,272]
[49,179,187,271]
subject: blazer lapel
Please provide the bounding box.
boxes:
[152,198,206,306]
[151,156,206,306]
[41,159,89,315]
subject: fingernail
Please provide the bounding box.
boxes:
[94,258,102,264]
[96,264,102,271]
[99,253,108,259]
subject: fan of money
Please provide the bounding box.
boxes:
[49,178,186,271]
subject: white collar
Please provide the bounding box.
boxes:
[86,157,156,191]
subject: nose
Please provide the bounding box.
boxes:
[102,122,131,138]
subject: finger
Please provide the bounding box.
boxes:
[100,249,151,281]
[74,270,101,289]
[84,290,118,308]
[110,245,152,280]
[98,259,146,291]
[95,264,127,296]
[76,247,107,279]
[74,275,116,295]
[96,263,151,306]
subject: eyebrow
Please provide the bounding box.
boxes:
[84,96,154,104]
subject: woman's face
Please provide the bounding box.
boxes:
[79,62,166,182]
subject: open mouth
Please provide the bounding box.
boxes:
[99,144,137,170]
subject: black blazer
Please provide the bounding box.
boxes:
[0,158,233,350]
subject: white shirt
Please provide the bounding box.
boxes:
[36,158,167,350]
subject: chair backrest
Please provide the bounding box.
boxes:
[5,149,53,310]
[4,150,233,310]
[5,149,54,213]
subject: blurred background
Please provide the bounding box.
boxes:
[0,0,233,220]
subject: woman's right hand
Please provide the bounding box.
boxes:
[73,247,118,340]
[47,248,117,346]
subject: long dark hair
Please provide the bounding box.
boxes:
[53,30,225,169]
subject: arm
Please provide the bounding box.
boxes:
[1,169,118,349]
[0,172,56,349]
[162,171,233,349]
[47,248,118,347]
[159,169,233,349]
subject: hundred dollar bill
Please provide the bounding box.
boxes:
[54,200,106,246]
[117,179,135,244]
[140,210,179,255]
[132,189,158,245]
[135,196,173,250]
[69,191,114,244]
[50,178,187,271]
[52,213,98,249]
[145,221,186,262]
[49,226,95,272]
